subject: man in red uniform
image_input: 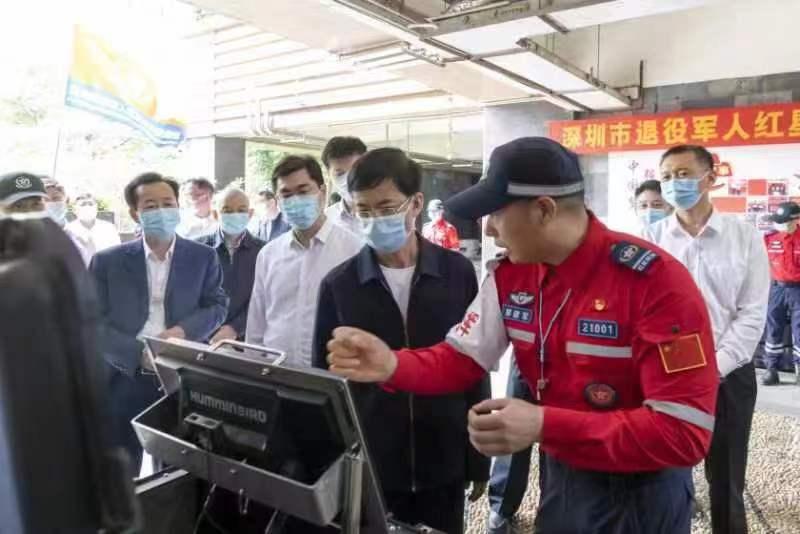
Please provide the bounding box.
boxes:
[422,199,460,251]
[763,201,800,386]
[327,137,719,533]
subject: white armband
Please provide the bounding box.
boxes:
[445,269,509,371]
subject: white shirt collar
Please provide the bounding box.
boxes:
[290,215,333,249]
[143,236,176,261]
[667,208,722,238]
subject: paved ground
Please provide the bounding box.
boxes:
[465,371,800,534]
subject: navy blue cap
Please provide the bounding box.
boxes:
[0,171,48,207]
[444,137,584,220]
[767,202,800,224]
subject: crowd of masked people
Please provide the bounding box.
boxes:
[0,136,478,534]
[0,135,797,534]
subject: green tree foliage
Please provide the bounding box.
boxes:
[247,146,286,191]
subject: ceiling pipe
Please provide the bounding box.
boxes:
[331,0,592,111]
[516,37,632,107]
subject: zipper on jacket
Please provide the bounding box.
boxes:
[408,270,422,493]
[382,269,421,493]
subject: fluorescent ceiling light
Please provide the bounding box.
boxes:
[272,94,476,129]
[321,1,420,43]
[264,79,432,112]
[551,0,714,29]
[351,53,413,69]
[566,90,630,110]
[213,33,285,55]
[215,59,350,93]
[460,61,542,96]
[337,42,408,62]
[435,17,552,56]
[487,53,594,93]
[213,25,262,46]
[215,70,401,106]
[214,41,309,71]
[214,49,334,80]
[214,80,433,120]
[363,58,426,72]
[514,38,631,110]
[540,94,584,112]
[320,1,456,60]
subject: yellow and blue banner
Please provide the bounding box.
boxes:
[65,26,185,146]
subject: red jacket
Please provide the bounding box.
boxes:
[388,214,719,473]
[422,219,460,251]
[764,230,800,282]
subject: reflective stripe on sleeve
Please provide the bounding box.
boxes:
[643,399,715,432]
[765,341,785,354]
[566,341,632,358]
[507,328,535,343]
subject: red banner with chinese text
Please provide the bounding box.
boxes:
[548,102,800,154]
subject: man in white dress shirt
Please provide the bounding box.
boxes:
[642,144,769,534]
[322,136,367,235]
[246,155,363,367]
[66,192,121,257]
[177,177,217,239]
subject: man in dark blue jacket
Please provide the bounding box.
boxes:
[197,186,266,343]
[313,148,490,534]
[90,172,228,475]
[251,187,291,243]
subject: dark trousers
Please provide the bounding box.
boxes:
[488,358,532,519]
[765,282,800,368]
[107,366,161,477]
[534,455,694,534]
[705,362,757,534]
[384,481,465,534]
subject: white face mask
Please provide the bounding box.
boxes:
[333,172,352,204]
[45,201,68,225]
[77,204,98,223]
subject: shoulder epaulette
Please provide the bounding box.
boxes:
[611,241,659,273]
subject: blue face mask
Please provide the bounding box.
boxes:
[661,178,703,210]
[279,194,320,230]
[45,201,68,226]
[361,212,411,254]
[219,212,250,236]
[139,207,180,241]
[639,208,668,226]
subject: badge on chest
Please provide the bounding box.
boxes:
[577,318,619,339]
[502,291,534,324]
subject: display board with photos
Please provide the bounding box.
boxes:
[607,144,800,234]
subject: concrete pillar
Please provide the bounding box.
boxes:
[214,137,246,189]
[184,136,246,190]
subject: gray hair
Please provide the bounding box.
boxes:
[214,186,249,210]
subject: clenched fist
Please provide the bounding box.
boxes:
[326,327,397,383]
[468,398,544,456]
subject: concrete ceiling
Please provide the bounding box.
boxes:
[181,0,770,160]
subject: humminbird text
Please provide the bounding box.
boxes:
[189,391,268,423]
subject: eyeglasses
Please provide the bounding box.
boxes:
[354,197,412,220]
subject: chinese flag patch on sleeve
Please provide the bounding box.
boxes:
[658,334,707,374]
